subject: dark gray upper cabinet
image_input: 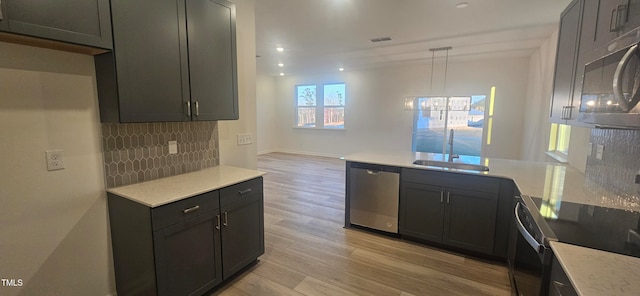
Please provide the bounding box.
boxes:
[0,0,112,49]
[96,0,238,123]
[590,0,640,49]
[550,0,583,124]
[0,1,8,31]
[187,0,239,121]
[96,0,189,123]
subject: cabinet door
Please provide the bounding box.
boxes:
[550,0,582,123]
[0,1,8,31]
[625,0,640,33]
[186,0,238,120]
[220,194,264,279]
[108,0,190,122]
[399,182,445,242]
[444,188,498,254]
[3,0,112,49]
[154,212,222,296]
[593,0,627,49]
[548,256,578,296]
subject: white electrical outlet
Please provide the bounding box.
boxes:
[237,133,253,146]
[168,141,178,154]
[587,142,593,156]
[45,149,65,171]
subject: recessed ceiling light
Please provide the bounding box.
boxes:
[339,68,344,72]
[276,47,284,52]
[279,73,284,76]
[278,63,284,67]
[456,2,468,8]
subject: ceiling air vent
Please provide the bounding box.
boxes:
[370,37,392,43]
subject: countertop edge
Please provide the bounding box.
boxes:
[106,166,266,208]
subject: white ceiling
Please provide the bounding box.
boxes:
[255,0,572,76]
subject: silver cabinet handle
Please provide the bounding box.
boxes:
[553,280,566,295]
[0,0,4,21]
[613,44,638,112]
[440,191,444,203]
[610,8,619,32]
[446,192,450,203]
[239,188,252,195]
[223,212,228,227]
[366,170,381,175]
[185,101,191,116]
[215,215,221,230]
[183,205,200,214]
[194,101,200,116]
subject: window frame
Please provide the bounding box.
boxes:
[294,82,346,130]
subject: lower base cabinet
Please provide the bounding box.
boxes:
[400,169,500,255]
[548,256,578,296]
[108,177,264,296]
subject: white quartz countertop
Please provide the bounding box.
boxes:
[107,166,266,207]
[550,241,640,296]
[345,151,639,212]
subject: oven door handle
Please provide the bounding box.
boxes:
[515,202,543,253]
[613,43,639,112]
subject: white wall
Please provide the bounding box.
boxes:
[257,75,278,154]
[0,42,115,296]
[260,56,532,159]
[219,0,258,169]
[521,29,591,172]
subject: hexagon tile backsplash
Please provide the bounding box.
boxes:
[101,121,219,188]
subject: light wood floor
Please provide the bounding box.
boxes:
[212,152,511,296]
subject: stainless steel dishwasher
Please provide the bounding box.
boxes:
[348,162,400,234]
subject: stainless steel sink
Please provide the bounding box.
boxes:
[412,160,490,171]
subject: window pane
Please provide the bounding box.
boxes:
[297,85,316,106]
[323,107,344,128]
[297,107,316,127]
[324,84,345,106]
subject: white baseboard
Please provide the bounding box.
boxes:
[263,149,344,159]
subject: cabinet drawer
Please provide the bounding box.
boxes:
[220,177,263,207]
[402,168,499,194]
[152,190,220,231]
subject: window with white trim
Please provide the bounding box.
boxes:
[296,83,346,129]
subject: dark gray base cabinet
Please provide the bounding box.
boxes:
[400,169,500,255]
[95,0,238,123]
[548,256,578,296]
[0,0,112,49]
[108,177,264,296]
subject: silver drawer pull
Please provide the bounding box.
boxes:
[239,188,252,195]
[223,212,228,226]
[215,215,221,230]
[183,205,200,214]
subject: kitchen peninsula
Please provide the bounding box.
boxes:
[344,151,640,296]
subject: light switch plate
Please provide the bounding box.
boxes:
[237,133,252,145]
[587,142,593,156]
[168,141,178,154]
[596,144,604,160]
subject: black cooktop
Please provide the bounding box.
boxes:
[531,197,640,258]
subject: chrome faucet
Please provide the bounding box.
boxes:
[448,129,459,162]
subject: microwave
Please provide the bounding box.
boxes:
[578,27,640,128]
